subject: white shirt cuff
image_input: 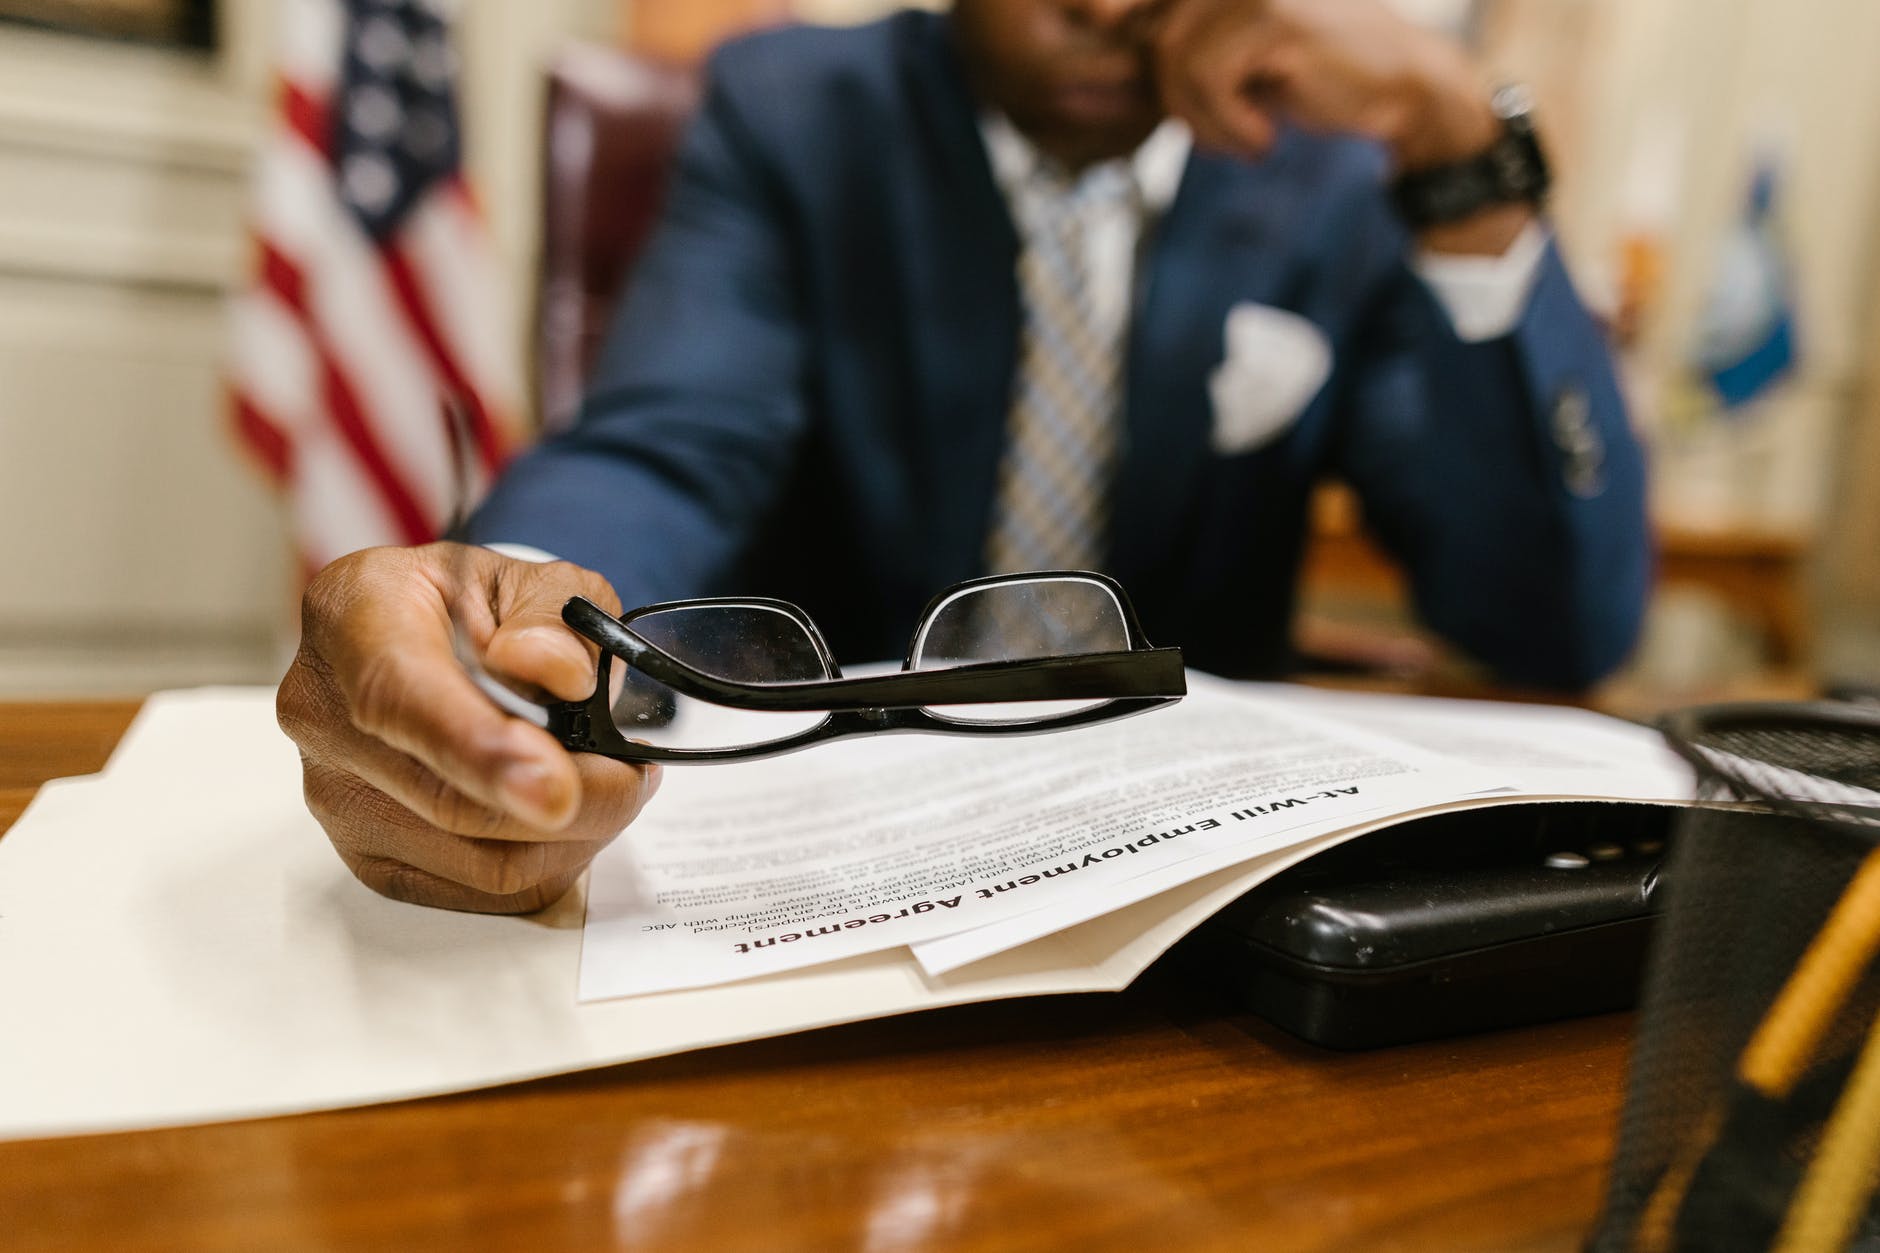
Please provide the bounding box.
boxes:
[1412,222,1550,343]
[483,542,559,564]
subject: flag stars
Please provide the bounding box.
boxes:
[410,35,454,91]
[332,0,460,237]
[348,83,403,141]
[355,14,411,74]
[342,152,400,216]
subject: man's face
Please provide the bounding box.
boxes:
[952,0,1165,168]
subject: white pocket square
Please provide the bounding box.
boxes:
[1207,303,1333,455]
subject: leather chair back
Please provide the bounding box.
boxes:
[537,45,700,432]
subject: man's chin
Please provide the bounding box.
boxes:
[1026,107,1164,168]
[1050,80,1157,128]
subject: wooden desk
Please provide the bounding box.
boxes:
[1,703,1632,1252]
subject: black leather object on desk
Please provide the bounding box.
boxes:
[1183,802,1676,1049]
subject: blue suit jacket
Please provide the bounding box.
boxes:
[469,11,1650,687]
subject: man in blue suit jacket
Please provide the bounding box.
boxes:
[279,0,1650,914]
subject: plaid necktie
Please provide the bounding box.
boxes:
[985,166,1132,575]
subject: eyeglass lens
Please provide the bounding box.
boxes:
[909,575,1130,725]
[607,603,832,750]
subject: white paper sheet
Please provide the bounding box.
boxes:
[907,683,1696,974]
[579,676,1508,999]
[1265,685,1695,799]
[0,688,1311,1142]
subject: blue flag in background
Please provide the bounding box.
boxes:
[1694,157,1799,410]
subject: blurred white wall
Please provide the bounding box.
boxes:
[1565,0,1880,535]
[0,12,277,695]
[0,0,612,696]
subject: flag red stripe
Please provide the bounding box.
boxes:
[382,240,511,477]
[280,79,331,162]
[448,177,486,218]
[314,348,435,547]
[259,246,304,314]
[258,242,435,546]
[231,394,294,485]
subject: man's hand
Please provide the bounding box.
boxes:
[278,543,658,914]
[1152,0,1530,253]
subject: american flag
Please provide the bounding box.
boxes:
[230,0,521,574]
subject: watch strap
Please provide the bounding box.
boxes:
[1391,90,1551,230]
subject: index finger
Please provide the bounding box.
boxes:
[355,641,582,832]
[313,566,584,831]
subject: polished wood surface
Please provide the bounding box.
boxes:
[1,702,1632,1252]
[1303,482,1816,668]
[0,699,140,831]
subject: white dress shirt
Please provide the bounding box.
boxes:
[977,113,1548,346]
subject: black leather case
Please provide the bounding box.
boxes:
[1187,801,1675,1049]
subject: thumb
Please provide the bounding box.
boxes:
[482,560,623,704]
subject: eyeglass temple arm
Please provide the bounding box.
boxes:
[561,597,1186,712]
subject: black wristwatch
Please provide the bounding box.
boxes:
[1390,84,1551,229]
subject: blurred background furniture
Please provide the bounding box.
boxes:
[537,45,697,433]
[1302,483,1815,685]
[628,0,793,64]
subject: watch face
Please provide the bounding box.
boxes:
[1491,83,1537,122]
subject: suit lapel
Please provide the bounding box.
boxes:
[1110,145,1302,589]
[894,16,1021,590]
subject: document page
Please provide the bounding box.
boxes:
[1270,685,1695,799]
[579,679,1505,999]
[909,682,1697,974]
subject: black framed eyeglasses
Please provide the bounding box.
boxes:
[544,570,1186,763]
